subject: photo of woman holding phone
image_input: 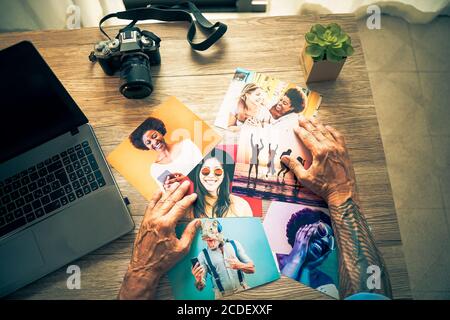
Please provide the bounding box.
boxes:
[129,116,202,191]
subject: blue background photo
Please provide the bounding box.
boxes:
[168,217,280,300]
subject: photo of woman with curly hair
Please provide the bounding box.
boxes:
[269,87,305,121]
[108,97,221,201]
[129,116,203,191]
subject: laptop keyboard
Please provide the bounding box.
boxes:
[0,140,106,238]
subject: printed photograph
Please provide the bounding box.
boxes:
[162,145,263,218]
[231,119,327,206]
[107,96,222,201]
[263,201,339,299]
[168,218,280,300]
[186,145,263,218]
[214,68,322,131]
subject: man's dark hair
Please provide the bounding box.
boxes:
[285,208,331,247]
[285,88,304,113]
[129,117,167,150]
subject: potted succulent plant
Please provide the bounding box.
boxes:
[301,23,354,83]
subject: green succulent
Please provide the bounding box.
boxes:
[305,23,354,62]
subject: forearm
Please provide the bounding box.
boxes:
[240,262,255,274]
[117,182,200,300]
[228,125,240,132]
[281,259,302,279]
[228,114,237,128]
[118,267,161,300]
[328,197,392,299]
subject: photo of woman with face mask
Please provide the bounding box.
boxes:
[188,148,253,218]
[227,83,271,131]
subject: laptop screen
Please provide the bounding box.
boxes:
[0,41,88,163]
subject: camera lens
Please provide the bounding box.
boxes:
[119,53,153,99]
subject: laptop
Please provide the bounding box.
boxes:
[0,41,134,298]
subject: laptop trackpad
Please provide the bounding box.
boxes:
[0,230,44,287]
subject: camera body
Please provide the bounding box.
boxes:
[90,27,161,99]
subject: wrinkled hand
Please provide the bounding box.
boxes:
[130,181,199,273]
[192,262,205,284]
[282,116,357,206]
[119,181,200,299]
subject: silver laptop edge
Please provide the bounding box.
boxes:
[0,52,134,298]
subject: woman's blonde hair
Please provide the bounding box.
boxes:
[238,83,260,110]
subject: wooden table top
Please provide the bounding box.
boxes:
[0,14,411,300]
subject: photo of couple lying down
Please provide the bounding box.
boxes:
[215,68,322,131]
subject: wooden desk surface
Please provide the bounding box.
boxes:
[0,14,411,300]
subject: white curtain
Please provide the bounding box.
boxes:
[269,0,450,23]
[0,0,125,32]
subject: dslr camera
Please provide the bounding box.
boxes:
[89,27,161,99]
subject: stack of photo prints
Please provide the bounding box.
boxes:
[108,68,339,300]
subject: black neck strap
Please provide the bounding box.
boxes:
[99,1,227,51]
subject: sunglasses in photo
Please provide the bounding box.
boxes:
[200,166,224,177]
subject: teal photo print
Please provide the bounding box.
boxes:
[168,217,280,300]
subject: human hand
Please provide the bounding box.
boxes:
[131,181,200,274]
[119,181,200,299]
[281,116,357,206]
[244,117,262,127]
[226,258,243,270]
[290,224,317,260]
[281,224,316,279]
[164,173,187,191]
[192,262,205,283]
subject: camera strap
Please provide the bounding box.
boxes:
[98,1,227,51]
